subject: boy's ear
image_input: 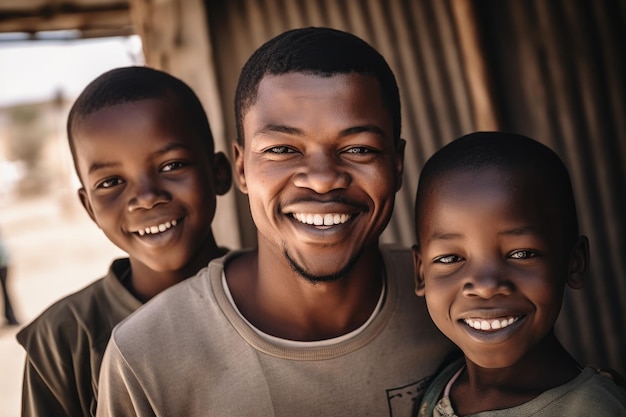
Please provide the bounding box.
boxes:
[567,235,589,290]
[412,244,426,296]
[212,152,232,196]
[394,139,406,192]
[77,188,97,225]
[232,142,248,194]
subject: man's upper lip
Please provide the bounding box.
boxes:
[282,201,365,215]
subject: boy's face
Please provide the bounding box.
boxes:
[74,98,229,273]
[234,72,404,281]
[414,167,586,369]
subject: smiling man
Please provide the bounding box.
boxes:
[96,27,455,417]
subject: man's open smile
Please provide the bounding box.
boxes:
[291,213,351,226]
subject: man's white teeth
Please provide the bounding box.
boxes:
[292,213,350,226]
[464,316,519,331]
[137,219,178,236]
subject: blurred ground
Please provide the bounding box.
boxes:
[0,192,125,416]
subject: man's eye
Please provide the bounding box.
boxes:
[161,161,186,172]
[434,255,461,264]
[96,178,123,189]
[267,146,294,154]
[345,147,375,154]
[510,250,536,259]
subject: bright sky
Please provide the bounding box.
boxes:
[0,35,143,107]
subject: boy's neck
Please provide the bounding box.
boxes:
[452,333,581,415]
[127,237,225,303]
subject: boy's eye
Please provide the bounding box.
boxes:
[161,161,187,172]
[434,254,462,264]
[96,177,123,189]
[509,250,536,260]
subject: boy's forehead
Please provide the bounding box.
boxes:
[76,96,185,132]
[419,166,564,224]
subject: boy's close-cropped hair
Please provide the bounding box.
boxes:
[234,26,401,145]
[415,131,580,247]
[67,66,216,181]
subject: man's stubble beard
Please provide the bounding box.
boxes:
[283,244,363,284]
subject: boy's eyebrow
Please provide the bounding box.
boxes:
[428,232,462,242]
[254,124,386,138]
[428,227,537,242]
[87,143,191,175]
[88,161,120,175]
[498,226,537,236]
[151,142,192,156]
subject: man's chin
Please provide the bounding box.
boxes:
[283,248,361,284]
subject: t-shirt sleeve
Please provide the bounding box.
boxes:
[96,336,152,417]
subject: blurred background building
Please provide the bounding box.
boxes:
[0,2,624,414]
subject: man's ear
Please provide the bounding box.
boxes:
[78,188,97,225]
[567,235,589,290]
[412,244,426,296]
[232,142,248,194]
[212,152,232,196]
[395,139,406,192]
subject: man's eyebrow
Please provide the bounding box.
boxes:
[255,124,304,137]
[341,125,386,137]
[254,124,386,138]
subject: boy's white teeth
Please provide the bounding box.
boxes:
[292,213,351,226]
[137,219,178,236]
[464,316,519,331]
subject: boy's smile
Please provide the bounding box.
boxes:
[415,166,583,368]
[73,98,222,279]
[234,72,404,282]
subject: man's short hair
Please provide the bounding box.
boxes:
[234,27,401,145]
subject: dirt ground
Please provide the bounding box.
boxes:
[0,192,125,415]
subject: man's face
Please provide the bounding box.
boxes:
[235,73,404,282]
[414,167,585,368]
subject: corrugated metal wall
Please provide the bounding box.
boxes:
[202,0,625,374]
[473,0,626,375]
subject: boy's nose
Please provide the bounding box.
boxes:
[127,177,170,211]
[462,263,513,299]
[292,153,351,193]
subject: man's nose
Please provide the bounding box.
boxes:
[292,152,351,194]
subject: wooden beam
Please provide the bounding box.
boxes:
[0,4,132,38]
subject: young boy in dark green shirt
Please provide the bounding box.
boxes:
[17,66,232,417]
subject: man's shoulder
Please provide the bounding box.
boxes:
[110,257,225,344]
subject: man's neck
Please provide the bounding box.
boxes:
[225,246,384,341]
